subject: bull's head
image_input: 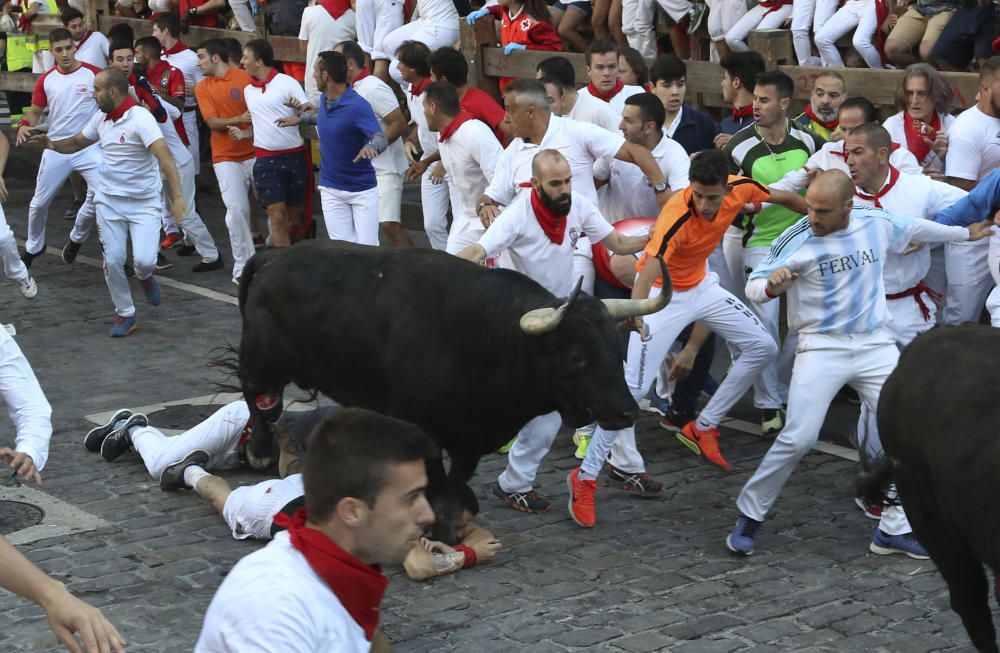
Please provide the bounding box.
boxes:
[518,257,673,431]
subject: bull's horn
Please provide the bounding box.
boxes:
[602,256,673,319]
[520,277,585,334]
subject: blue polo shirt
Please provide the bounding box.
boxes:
[316,86,382,192]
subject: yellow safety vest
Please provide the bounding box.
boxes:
[6,34,32,71]
[16,0,61,57]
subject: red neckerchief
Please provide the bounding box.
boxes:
[643,82,654,93]
[874,0,889,64]
[352,68,371,86]
[439,109,474,143]
[410,76,430,97]
[530,187,567,244]
[272,510,388,642]
[104,96,139,122]
[249,68,279,91]
[318,0,350,19]
[587,79,624,103]
[162,39,188,57]
[854,165,900,208]
[903,111,940,162]
[760,0,792,11]
[732,104,753,120]
[804,104,838,132]
[76,30,93,47]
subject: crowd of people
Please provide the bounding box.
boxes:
[0,0,999,650]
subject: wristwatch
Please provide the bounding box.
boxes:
[477,201,494,214]
[653,181,668,194]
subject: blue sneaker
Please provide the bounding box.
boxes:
[140,276,161,306]
[726,514,762,555]
[109,315,137,338]
[869,528,930,560]
[645,390,671,416]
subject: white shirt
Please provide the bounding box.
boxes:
[156,100,193,167]
[883,110,955,173]
[299,6,357,100]
[81,104,164,198]
[405,83,438,157]
[195,531,370,653]
[244,73,308,152]
[439,118,502,222]
[664,106,682,138]
[565,91,621,133]
[415,0,458,27]
[479,190,615,296]
[851,170,966,293]
[163,45,202,108]
[577,83,646,115]
[32,63,102,140]
[770,140,922,194]
[0,328,51,471]
[595,132,690,222]
[74,30,109,68]
[353,74,408,175]
[485,114,625,207]
[944,104,1000,182]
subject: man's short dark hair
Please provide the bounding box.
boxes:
[108,40,133,57]
[49,28,73,46]
[689,149,731,187]
[336,40,366,69]
[719,51,765,91]
[395,40,430,77]
[303,408,438,521]
[223,37,243,65]
[316,51,347,85]
[424,80,460,117]
[619,46,649,86]
[198,38,229,63]
[584,38,618,66]
[649,54,686,86]
[839,96,879,123]
[754,71,794,99]
[845,122,893,152]
[625,93,665,130]
[135,36,163,59]
[60,7,83,24]
[107,23,134,46]
[153,13,181,39]
[244,39,273,67]
[536,56,575,89]
[428,47,469,87]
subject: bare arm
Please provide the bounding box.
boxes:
[945,176,976,192]
[205,112,251,132]
[0,133,9,202]
[615,143,668,204]
[372,630,392,653]
[41,132,98,155]
[669,322,712,382]
[382,108,407,144]
[149,139,186,223]
[457,244,487,263]
[15,105,45,145]
[767,188,808,215]
[157,93,184,111]
[601,231,648,255]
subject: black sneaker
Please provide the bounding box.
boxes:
[63,199,83,221]
[176,243,197,257]
[21,243,45,269]
[84,408,132,452]
[659,406,696,433]
[159,449,210,491]
[155,253,172,270]
[100,412,148,462]
[492,482,551,513]
[603,464,664,498]
[192,257,223,273]
[761,408,785,436]
[62,240,81,264]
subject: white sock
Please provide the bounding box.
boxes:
[183,465,209,489]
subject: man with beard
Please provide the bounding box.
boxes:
[794,71,846,141]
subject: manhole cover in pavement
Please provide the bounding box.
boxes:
[0,500,45,534]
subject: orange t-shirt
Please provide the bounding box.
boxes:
[194,67,256,164]
[637,176,771,291]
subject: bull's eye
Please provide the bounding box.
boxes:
[567,350,588,372]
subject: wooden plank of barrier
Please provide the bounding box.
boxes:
[0,72,39,93]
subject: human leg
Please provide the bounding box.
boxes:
[497,411,564,495]
[851,2,884,68]
[319,186,359,242]
[173,158,219,264]
[814,4,859,67]
[26,149,73,255]
[95,198,134,318]
[725,5,767,53]
[215,159,255,279]
[791,0,817,63]
[375,171,411,247]
[943,240,992,324]
[421,168,451,250]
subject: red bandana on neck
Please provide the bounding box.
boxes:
[249,68,280,91]
[272,510,388,641]
[530,187,567,244]
[587,79,624,103]
[732,104,753,120]
[318,0,350,19]
[104,96,139,122]
[902,111,940,163]
[352,68,371,86]
[854,165,900,208]
[439,109,473,143]
[410,76,430,97]
[77,30,93,47]
[162,40,188,56]
[804,104,839,131]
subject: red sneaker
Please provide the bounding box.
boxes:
[160,232,183,249]
[567,468,597,527]
[677,422,730,471]
[855,497,883,520]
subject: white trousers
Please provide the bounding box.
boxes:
[132,400,250,480]
[720,227,748,303]
[622,0,657,56]
[0,205,27,283]
[582,275,778,478]
[743,246,795,409]
[445,217,485,255]
[182,110,200,176]
[95,192,161,318]
[421,168,451,251]
[942,240,992,325]
[885,293,935,347]
[708,0,749,42]
[656,0,692,23]
[791,0,839,63]
[498,410,564,493]
[573,234,596,296]
[229,0,257,31]
[356,0,404,59]
[985,241,1000,326]
[383,21,460,85]
[814,0,882,69]
[214,159,256,279]
[164,158,219,263]
[737,329,911,535]
[223,474,304,540]
[27,145,102,254]
[726,4,794,52]
[318,185,380,245]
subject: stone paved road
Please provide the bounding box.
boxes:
[0,147,984,652]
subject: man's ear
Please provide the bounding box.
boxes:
[335,496,369,527]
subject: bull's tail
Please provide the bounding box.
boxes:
[237,253,259,316]
[207,343,244,394]
[855,452,902,509]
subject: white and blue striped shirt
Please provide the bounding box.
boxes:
[746,206,970,335]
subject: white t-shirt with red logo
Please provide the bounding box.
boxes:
[81,104,165,199]
[31,63,103,140]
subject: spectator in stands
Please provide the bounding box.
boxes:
[622,0,656,58]
[814,0,886,69]
[152,14,202,175]
[20,0,58,73]
[654,0,695,58]
[883,62,954,175]
[299,0,357,102]
[467,0,562,92]
[884,0,961,67]
[61,8,107,68]
[578,39,645,114]
[707,0,748,60]
[383,0,460,85]
[790,0,839,65]
[536,55,621,132]
[929,0,998,71]
[229,0,256,30]
[648,54,720,154]
[592,0,625,46]
[617,46,650,89]
[794,70,845,140]
[355,0,403,83]
[726,0,794,54]
[715,51,764,148]
[549,0,593,51]
[264,0,307,38]
[428,47,510,144]
[172,0,225,28]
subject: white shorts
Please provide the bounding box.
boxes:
[356,0,405,60]
[222,474,304,541]
[375,170,403,224]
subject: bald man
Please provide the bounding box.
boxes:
[727,170,993,559]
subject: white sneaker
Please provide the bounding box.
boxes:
[18,277,37,299]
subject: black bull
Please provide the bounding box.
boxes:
[233,240,672,540]
[858,325,1000,652]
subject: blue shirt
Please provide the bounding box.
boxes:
[934,167,1000,226]
[316,87,382,192]
[671,105,720,155]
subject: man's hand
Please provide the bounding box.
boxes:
[429,162,445,185]
[881,12,897,32]
[39,584,126,653]
[403,140,421,164]
[405,158,431,182]
[478,204,501,228]
[902,241,926,255]
[931,132,948,160]
[627,316,649,340]
[16,125,32,146]
[967,219,994,241]
[668,346,697,382]
[169,196,188,225]
[993,208,1000,227]
[284,96,306,112]
[235,111,251,124]
[275,116,300,127]
[0,448,40,485]
[353,145,378,163]
[713,132,732,150]
[471,538,501,564]
[766,267,798,296]
[227,126,248,141]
